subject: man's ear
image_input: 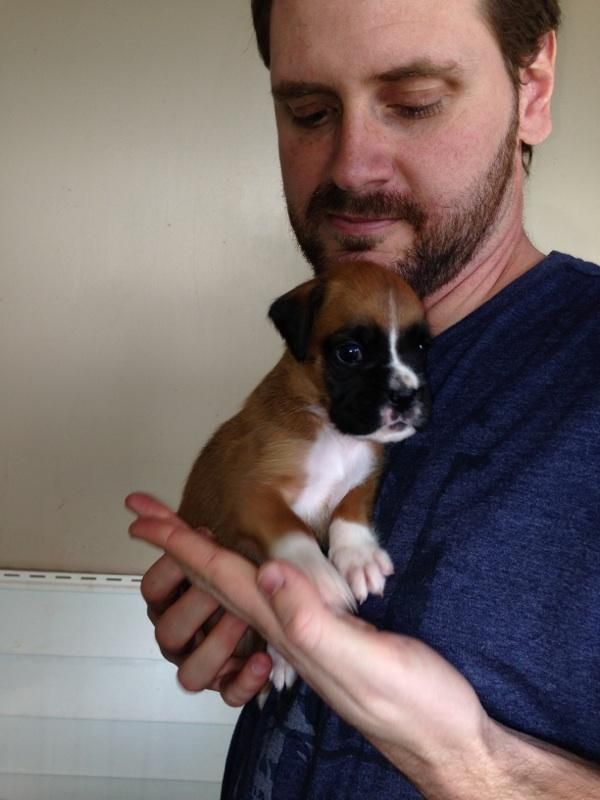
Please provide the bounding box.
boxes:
[519,31,557,147]
[268,279,325,361]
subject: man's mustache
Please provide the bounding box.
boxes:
[306,183,427,231]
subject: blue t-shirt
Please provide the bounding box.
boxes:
[221,252,600,799]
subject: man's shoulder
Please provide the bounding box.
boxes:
[434,250,600,361]
[547,250,600,280]
[522,251,600,300]
[534,251,600,341]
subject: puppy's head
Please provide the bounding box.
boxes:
[268,262,431,443]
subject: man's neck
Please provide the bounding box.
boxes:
[423,230,545,337]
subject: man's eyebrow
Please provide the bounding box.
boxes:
[375,60,464,82]
[271,61,464,101]
[271,81,334,101]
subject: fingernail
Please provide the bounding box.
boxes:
[251,659,270,676]
[258,564,285,598]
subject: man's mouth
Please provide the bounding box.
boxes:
[326,213,398,236]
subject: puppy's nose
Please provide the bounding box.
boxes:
[388,385,417,408]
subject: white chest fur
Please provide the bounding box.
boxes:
[291,424,376,534]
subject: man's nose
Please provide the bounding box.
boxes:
[328,111,395,193]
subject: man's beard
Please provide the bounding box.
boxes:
[285,104,520,298]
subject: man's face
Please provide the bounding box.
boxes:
[269,0,522,297]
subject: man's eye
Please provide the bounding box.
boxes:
[288,105,335,129]
[391,100,443,120]
[335,341,363,365]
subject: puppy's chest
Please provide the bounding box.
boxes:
[291,427,376,534]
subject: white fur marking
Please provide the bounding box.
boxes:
[328,519,394,603]
[267,644,297,692]
[387,290,419,390]
[292,425,376,534]
[366,424,417,444]
[389,328,420,390]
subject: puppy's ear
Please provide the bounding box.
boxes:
[268,279,325,361]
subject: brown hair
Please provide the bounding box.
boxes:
[250,0,561,171]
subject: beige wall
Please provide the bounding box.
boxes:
[1,0,598,574]
[525,0,600,257]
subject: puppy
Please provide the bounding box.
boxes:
[178,261,430,690]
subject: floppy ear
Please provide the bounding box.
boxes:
[268,279,325,361]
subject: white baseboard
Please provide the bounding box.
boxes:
[0,773,221,800]
[0,572,240,796]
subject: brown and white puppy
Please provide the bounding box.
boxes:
[178,261,430,689]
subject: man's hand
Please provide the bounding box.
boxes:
[126,492,489,790]
[127,492,600,799]
[130,494,271,706]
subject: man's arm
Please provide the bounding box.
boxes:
[372,715,600,800]
[127,493,600,799]
[257,559,600,800]
[471,724,600,800]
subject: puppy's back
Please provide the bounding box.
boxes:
[177,354,319,558]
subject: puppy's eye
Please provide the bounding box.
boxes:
[419,332,432,352]
[335,341,363,365]
[404,325,431,353]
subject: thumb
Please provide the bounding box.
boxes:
[257,561,327,652]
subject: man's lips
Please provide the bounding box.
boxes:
[326,213,398,236]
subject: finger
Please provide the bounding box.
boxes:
[129,515,215,558]
[141,553,188,617]
[218,652,272,708]
[155,584,220,657]
[176,612,251,693]
[257,561,328,653]
[129,516,219,596]
[130,515,274,627]
[125,492,179,521]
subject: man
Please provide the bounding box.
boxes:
[127,0,600,797]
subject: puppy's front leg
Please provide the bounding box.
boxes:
[242,490,355,692]
[328,476,394,604]
[241,488,355,612]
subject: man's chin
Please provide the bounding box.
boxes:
[292,218,419,275]
[315,241,410,272]
[329,249,380,263]
[332,252,405,274]
[323,223,418,263]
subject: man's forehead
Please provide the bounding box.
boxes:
[271,0,483,23]
[269,0,490,79]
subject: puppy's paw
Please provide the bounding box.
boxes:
[328,520,394,604]
[271,532,356,612]
[256,645,296,707]
[267,643,297,691]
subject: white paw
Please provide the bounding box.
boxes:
[328,520,394,604]
[271,532,356,611]
[267,643,297,691]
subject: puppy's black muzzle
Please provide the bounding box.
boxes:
[391,385,431,432]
